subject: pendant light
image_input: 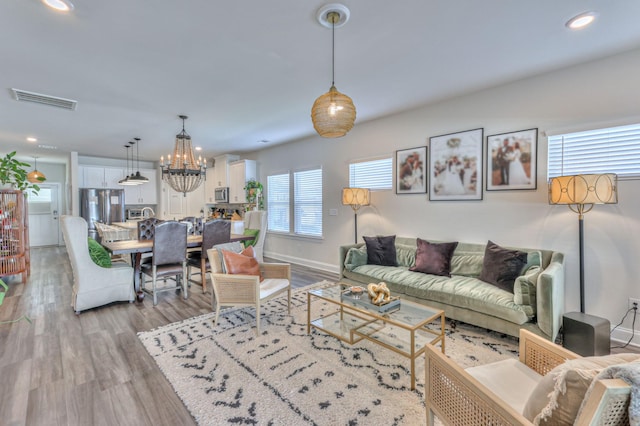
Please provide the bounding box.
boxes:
[129,137,149,184]
[118,143,138,186]
[311,4,356,138]
[27,156,46,183]
[160,115,207,196]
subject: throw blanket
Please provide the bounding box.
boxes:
[580,360,640,425]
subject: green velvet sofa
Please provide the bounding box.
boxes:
[339,237,565,341]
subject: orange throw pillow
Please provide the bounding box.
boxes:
[221,248,262,281]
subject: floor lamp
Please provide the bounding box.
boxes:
[342,188,370,244]
[549,173,617,355]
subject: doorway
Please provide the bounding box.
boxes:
[28,183,61,247]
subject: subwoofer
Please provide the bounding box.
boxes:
[562,312,610,356]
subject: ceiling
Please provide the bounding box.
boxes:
[3,1,640,165]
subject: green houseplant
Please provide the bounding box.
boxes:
[0,151,43,194]
[244,179,264,210]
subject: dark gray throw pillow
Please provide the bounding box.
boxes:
[410,238,458,277]
[479,240,528,293]
[363,235,397,266]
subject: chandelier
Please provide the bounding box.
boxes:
[27,156,46,183]
[160,115,207,196]
[311,4,356,138]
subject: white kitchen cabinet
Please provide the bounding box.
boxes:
[211,154,239,188]
[161,180,205,219]
[80,166,124,188]
[228,159,256,204]
[123,168,158,204]
[204,167,216,203]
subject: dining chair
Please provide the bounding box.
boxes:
[140,221,189,306]
[61,216,135,313]
[187,219,231,293]
[243,210,267,262]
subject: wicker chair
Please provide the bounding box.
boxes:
[207,247,291,335]
[425,329,633,426]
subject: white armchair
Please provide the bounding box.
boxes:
[61,216,135,313]
[243,210,267,262]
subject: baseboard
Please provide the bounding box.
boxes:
[610,326,640,349]
[263,250,339,274]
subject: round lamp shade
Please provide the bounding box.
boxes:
[311,85,356,138]
[27,170,46,183]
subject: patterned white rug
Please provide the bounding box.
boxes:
[138,281,518,425]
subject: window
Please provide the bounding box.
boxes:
[349,157,393,190]
[267,173,289,232]
[267,167,323,237]
[548,123,640,179]
[294,168,323,237]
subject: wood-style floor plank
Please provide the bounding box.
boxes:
[0,246,339,425]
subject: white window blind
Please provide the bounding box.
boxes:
[349,157,393,190]
[267,173,289,232]
[548,123,640,179]
[294,168,323,237]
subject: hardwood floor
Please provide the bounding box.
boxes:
[0,246,338,426]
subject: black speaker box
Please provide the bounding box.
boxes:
[562,312,610,356]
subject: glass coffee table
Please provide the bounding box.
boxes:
[307,283,445,390]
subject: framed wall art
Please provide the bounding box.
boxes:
[429,128,483,201]
[486,128,537,191]
[396,146,427,194]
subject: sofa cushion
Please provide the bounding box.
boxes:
[345,265,531,325]
[210,241,245,273]
[344,246,368,271]
[363,235,397,266]
[523,353,640,425]
[242,228,260,248]
[479,240,528,293]
[221,246,263,281]
[88,238,112,268]
[410,239,458,277]
[395,244,416,267]
[514,265,541,311]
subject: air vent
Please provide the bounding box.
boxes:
[11,88,77,110]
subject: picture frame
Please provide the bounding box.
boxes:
[486,128,538,191]
[429,128,483,201]
[396,146,427,194]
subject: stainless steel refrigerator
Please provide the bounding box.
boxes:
[80,188,125,239]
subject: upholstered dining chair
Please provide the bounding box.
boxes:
[187,219,231,293]
[207,246,291,335]
[137,217,163,240]
[61,216,135,313]
[243,210,267,262]
[140,221,189,306]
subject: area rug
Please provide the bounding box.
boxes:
[138,281,519,425]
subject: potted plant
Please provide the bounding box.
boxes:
[0,151,43,194]
[244,179,264,210]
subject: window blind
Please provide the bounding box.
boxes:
[548,123,640,179]
[349,157,393,190]
[267,173,289,232]
[294,168,322,237]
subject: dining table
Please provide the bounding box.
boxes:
[102,233,254,302]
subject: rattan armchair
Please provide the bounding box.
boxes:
[207,247,291,335]
[425,329,632,425]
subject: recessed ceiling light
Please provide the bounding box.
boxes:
[195,146,202,151]
[42,0,74,12]
[26,137,37,142]
[566,11,597,30]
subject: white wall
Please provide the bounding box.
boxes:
[252,47,640,344]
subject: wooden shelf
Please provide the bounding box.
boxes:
[0,189,29,283]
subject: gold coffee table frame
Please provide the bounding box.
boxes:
[307,284,445,390]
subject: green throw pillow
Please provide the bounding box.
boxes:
[87,238,112,268]
[243,228,260,248]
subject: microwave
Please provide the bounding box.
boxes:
[214,187,229,203]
